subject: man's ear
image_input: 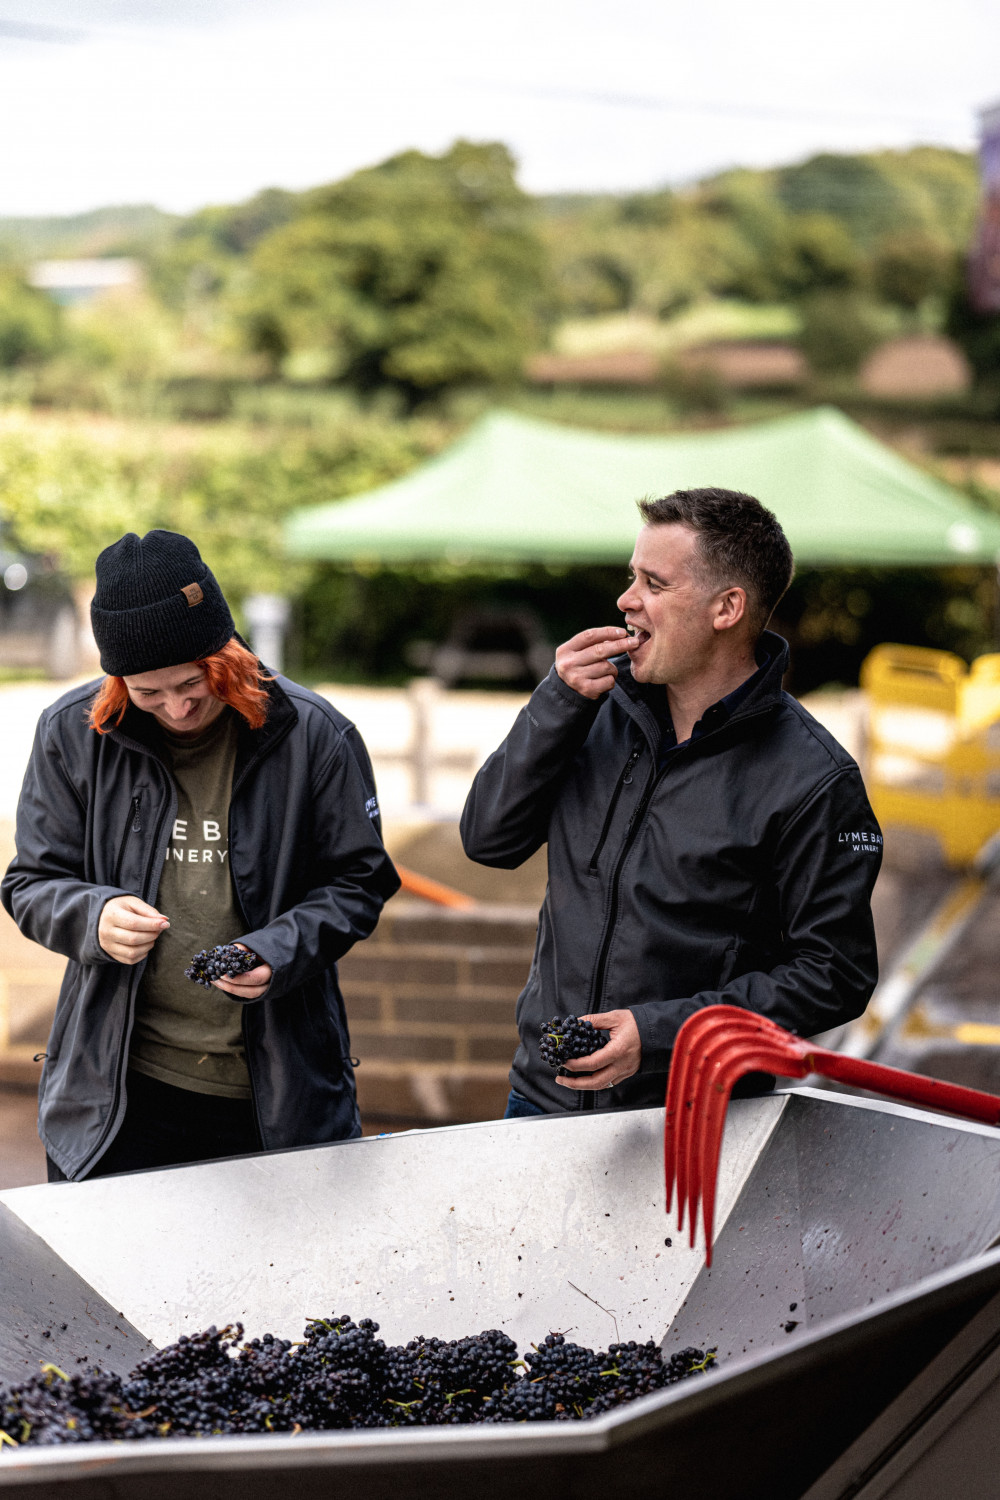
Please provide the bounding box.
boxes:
[712,586,747,632]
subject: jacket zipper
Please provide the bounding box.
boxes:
[80,776,171,1177]
[227,723,297,1152]
[228,812,265,1151]
[583,706,774,1110]
[581,756,661,1111]
[113,795,142,882]
[588,743,643,874]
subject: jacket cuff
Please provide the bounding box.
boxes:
[629,1000,685,1074]
[86,887,135,965]
[227,926,277,1001]
[540,664,608,715]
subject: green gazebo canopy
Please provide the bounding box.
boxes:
[284,406,1000,568]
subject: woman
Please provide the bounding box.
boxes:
[2,529,399,1180]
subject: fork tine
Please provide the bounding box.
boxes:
[682,1023,756,1245]
[690,1047,742,1255]
[675,1010,745,1229]
[664,1015,693,1213]
[668,1009,750,1228]
[685,1023,778,1250]
[677,1013,772,1243]
[694,1039,805,1264]
[666,1008,725,1223]
[667,1009,774,1232]
[696,1050,754,1262]
[667,1003,1000,1272]
[665,1007,812,1266]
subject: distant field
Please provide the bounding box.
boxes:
[552,302,802,358]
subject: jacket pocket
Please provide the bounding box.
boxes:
[114,794,142,883]
[716,941,741,989]
[588,743,643,874]
[514,968,539,1031]
[42,964,83,1066]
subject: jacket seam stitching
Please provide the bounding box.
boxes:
[280,685,357,741]
[781,696,856,771]
[782,764,856,833]
[38,721,89,817]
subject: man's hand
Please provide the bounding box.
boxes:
[554,1009,641,1091]
[98,895,169,964]
[211,943,272,1001]
[555,627,641,700]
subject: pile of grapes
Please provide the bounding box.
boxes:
[540,1015,603,1070]
[185,944,260,989]
[0,1317,716,1445]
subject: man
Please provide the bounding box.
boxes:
[461,488,882,1116]
[2,529,399,1179]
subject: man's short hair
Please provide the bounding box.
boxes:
[637,487,793,637]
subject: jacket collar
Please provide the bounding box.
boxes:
[611,630,790,747]
[109,672,298,772]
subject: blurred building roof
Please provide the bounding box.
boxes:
[28,258,142,304]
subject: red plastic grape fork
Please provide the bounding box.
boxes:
[664,1004,1000,1267]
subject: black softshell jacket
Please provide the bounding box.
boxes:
[1,675,400,1179]
[460,633,882,1113]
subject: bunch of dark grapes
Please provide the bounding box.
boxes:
[479,1333,605,1422]
[269,1316,389,1431]
[185,944,260,989]
[539,1015,603,1070]
[120,1325,248,1437]
[586,1342,714,1417]
[0,1317,715,1447]
[0,1363,147,1447]
[375,1328,519,1427]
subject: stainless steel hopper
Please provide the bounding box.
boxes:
[1,1088,1000,1500]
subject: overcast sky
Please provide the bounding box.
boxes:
[0,0,996,217]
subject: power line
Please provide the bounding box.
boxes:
[468,80,973,135]
[0,17,87,43]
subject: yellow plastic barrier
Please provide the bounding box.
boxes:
[861,644,1000,865]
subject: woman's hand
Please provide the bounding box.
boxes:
[211,943,272,1001]
[98,895,169,964]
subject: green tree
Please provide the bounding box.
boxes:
[0,410,448,593]
[797,290,888,376]
[775,214,860,295]
[556,252,634,314]
[150,188,299,310]
[240,141,551,406]
[721,210,860,302]
[871,232,955,312]
[945,284,1000,405]
[68,289,178,386]
[0,271,62,366]
[777,149,979,249]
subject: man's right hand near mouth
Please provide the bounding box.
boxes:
[555,626,642,700]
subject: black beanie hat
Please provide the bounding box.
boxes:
[91,530,236,677]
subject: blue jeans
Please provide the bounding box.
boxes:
[504,1089,547,1119]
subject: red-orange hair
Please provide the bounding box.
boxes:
[88,638,271,735]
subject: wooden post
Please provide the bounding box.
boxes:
[408,678,439,807]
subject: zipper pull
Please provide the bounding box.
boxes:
[131,796,141,833]
[622,743,642,786]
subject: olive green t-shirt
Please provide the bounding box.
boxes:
[129,709,252,1099]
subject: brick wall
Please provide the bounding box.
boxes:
[338,901,538,1130]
